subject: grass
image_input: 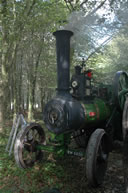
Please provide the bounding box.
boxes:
[0,121,87,193]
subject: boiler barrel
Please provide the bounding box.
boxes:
[81,98,111,128]
[43,96,111,134]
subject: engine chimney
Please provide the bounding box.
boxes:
[53,30,73,94]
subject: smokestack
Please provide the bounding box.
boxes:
[53,30,73,94]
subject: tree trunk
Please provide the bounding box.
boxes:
[0,0,9,130]
[28,80,34,121]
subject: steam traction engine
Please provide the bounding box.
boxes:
[14,30,128,187]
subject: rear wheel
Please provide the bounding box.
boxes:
[122,97,128,192]
[113,71,128,111]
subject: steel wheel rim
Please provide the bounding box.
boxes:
[14,123,45,168]
[86,129,109,187]
[113,71,128,110]
[94,134,108,184]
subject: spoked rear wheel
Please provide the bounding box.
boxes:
[113,71,128,111]
[86,129,109,187]
[122,97,128,191]
[14,123,46,169]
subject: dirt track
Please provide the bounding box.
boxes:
[100,151,125,193]
[51,148,125,193]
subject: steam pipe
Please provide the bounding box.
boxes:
[53,30,73,94]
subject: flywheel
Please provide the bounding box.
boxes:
[113,71,128,111]
[122,97,128,192]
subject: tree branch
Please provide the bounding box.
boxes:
[64,0,72,12]
[110,0,115,7]
[85,34,114,62]
[76,0,79,4]
[90,0,107,15]
[1,0,7,16]
[80,0,89,8]
[27,0,36,16]
[24,0,36,16]
[67,0,75,11]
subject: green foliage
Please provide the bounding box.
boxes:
[85,26,128,84]
[0,129,87,193]
[1,0,128,122]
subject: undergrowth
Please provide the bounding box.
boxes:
[0,124,86,193]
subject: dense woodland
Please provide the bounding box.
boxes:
[0,0,128,193]
[0,0,128,129]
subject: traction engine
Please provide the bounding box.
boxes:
[9,30,128,187]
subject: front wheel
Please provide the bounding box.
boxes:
[85,129,110,187]
[14,122,46,169]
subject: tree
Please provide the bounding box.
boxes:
[0,0,40,128]
[0,0,68,126]
[86,26,128,83]
[63,0,128,61]
[1,0,128,130]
